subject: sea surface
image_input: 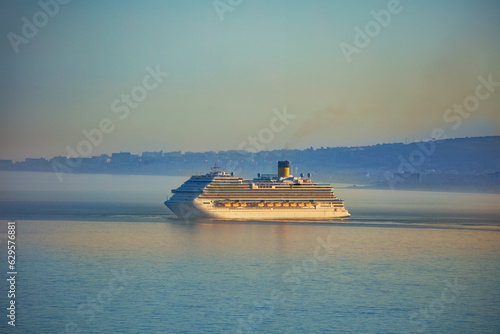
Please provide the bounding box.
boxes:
[0,171,499,333]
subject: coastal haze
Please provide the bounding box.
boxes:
[1,1,500,333]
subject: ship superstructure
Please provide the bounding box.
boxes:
[164,161,350,220]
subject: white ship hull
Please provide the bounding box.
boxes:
[165,200,350,220]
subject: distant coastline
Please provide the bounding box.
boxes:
[342,183,500,194]
[1,136,499,193]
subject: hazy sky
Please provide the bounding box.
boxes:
[1,0,499,161]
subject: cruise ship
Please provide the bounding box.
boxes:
[164,161,350,220]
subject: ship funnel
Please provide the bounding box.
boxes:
[278,160,290,177]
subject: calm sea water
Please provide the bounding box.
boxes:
[1,171,499,333]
